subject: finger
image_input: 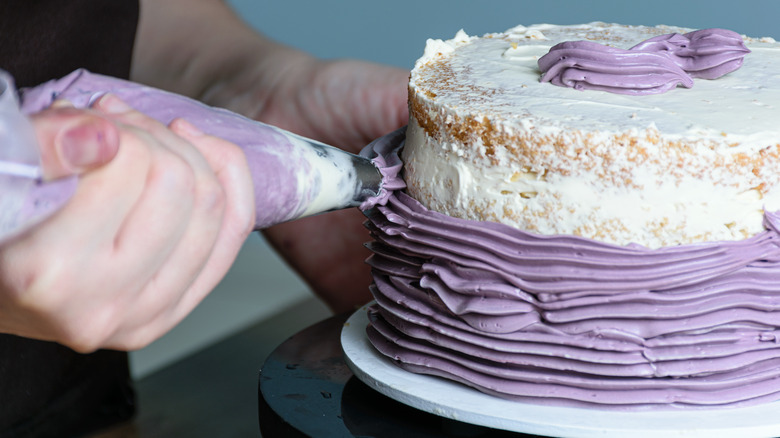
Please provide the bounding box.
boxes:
[29,106,120,180]
[90,94,218,275]
[67,98,221,347]
[101,177,223,350]
[166,119,255,308]
[50,99,75,109]
[93,94,214,175]
[104,122,255,351]
[1,127,156,322]
[5,124,154,297]
[114,132,198,268]
[31,123,153,248]
[103,110,224,269]
[103,132,225,340]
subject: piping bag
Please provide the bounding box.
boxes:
[0,69,404,244]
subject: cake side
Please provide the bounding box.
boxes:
[404,22,780,248]
[362,184,780,409]
[360,23,780,411]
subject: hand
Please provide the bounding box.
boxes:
[131,0,408,313]
[0,95,255,352]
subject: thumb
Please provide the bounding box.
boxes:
[29,104,120,180]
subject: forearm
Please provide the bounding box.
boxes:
[132,0,408,150]
[131,0,312,118]
[132,0,409,314]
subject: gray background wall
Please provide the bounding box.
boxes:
[229,0,780,69]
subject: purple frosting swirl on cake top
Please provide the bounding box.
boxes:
[538,28,750,95]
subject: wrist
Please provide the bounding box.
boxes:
[131,0,316,118]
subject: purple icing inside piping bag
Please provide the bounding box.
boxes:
[21,70,309,229]
[19,69,382,230]
[539,28,750,95]
[359,126,406,210]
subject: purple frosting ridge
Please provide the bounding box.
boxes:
[538,28,750,95]
[359,126,406,210]
[19,69,339,229]
[362,131,780,409]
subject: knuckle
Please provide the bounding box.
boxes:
[65,334,103,354]
[114,129,156,174]
[150,153,198,196]
[61,307,119,353]
[16,255,74,309]
[206,143,254,234]
[115,107,165,131]
[231,197,255,239]
[217,141,244,161]
[58,324,104,353]
[117,333,156,352]
[197,177,227,217]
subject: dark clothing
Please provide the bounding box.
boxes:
[0,1,140,436]
[0,0,139,89]
[0,337,135,438]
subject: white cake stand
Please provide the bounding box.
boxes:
[341,306,780,438]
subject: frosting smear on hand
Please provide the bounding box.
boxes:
[539,28,750,95]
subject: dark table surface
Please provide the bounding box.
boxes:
[257,311,542,438]
[89,298,329,438]
[91,300,545,438]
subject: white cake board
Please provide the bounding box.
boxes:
[341,306,780,438]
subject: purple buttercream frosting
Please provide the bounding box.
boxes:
[10,69,387,234]
[359,126,406,210]
[538,28,750,95]
[362,130,780,409]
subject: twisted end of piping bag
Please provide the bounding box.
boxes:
[19,69,390,230]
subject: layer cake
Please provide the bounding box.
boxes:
[361,23,780,409]
[404,22,779,248]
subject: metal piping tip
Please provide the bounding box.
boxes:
[349,152,383,207]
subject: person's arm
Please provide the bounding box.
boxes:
[132,0,304,119]
[132,0,407,150]
[132,0,409,313]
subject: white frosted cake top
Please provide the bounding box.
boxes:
[414,22,780,147]
[404,22,780,248]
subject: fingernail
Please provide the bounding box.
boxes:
[50,99,75,109]
[95,93,132,114]
[60,119,113,169]
[173,118,205,137]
